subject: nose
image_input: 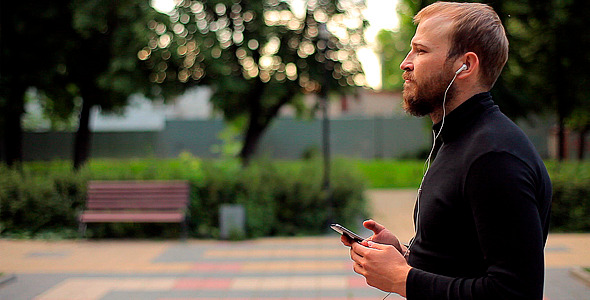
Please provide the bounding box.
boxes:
[400,52,413,71]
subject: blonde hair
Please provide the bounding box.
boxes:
[415,1,509,88]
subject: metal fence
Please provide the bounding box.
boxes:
[20,116,555,161]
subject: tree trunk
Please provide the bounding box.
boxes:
[557,117,567,161]
[239,118,264,166]
[73,92,94,170]
[238,88,293,166]
[2,85,26,167]
[579,126,588,160]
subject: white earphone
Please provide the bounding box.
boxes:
[456,63,468,74]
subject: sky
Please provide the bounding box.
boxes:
[359,0,399,89]
[151,0,400,89]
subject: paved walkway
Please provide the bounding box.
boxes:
[0,189,588,299]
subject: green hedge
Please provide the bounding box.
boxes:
[1,158,588,238]
[0,166,86,238]
[545,161,590,232]
[0,155,367,239]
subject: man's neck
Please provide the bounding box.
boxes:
[429,88,488,124]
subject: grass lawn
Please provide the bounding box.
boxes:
[275,159,426,189]
[352,159,424,189]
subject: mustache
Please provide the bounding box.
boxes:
[403,72,414,81]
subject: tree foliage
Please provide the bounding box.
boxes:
[146,0,368,164]
[501,0,590,159]
[0,0,185,168]
[0,0,74,166]
[376,0,419,91]
[63,0,186,169]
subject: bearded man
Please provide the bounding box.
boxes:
[341,2,552,299]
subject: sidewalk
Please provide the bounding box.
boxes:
[0,189,588,300]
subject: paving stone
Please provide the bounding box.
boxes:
[0,190,588,299]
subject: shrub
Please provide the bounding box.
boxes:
[189,158,368,238]
[547,161,590,232]
[0,156,368,239]
[0,164,87,235]
[6,158,585,237]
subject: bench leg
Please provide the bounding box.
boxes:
[181,219,188,241]
[78,222,87,239]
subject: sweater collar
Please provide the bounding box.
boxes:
[432,92,495,142]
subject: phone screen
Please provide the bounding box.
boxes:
[330,223,364,243]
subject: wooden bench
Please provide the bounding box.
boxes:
[78,180,190,239]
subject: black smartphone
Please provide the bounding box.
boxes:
[330,223,365,243]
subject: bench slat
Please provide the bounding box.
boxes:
[86,202,187,210]
[88,180,188,185]
[80,211,185,223]
[88,182,189,190]
[88,191,187,200]
[88,188,188,195]
[87,195,188,202]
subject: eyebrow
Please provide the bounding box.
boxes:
[412,41,430,50]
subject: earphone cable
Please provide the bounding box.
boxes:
[406,69,460,253]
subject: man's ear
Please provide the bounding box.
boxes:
[456,52,479,79]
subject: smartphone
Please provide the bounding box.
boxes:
[330,223,365,243]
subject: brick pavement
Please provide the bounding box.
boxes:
[0,189,588,299]
[0,237,398,300]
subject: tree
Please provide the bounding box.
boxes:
[1,0,185,169]
[64,0,188,169]
[0,0,74,166]
[148,0,368,165]
[567,101,590,160]
[376,0,419,91]
[500,0,590,160]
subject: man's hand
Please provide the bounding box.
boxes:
[363,220,406,253]
[351,240,411,297]
[341,220,407,255]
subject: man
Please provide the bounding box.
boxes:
[341,2,552,299]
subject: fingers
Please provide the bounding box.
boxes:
[350,246,362,261]
[363,219,385,233]
[350,244,366,275]
[365,240,387,250]
[350,242,369,270]
[341,234,353,246]
[353,261,365,276]
[351,240,370,257]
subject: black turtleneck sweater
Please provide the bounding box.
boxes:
[406,92,552,299]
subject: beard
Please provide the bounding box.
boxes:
[402,64,456,117]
